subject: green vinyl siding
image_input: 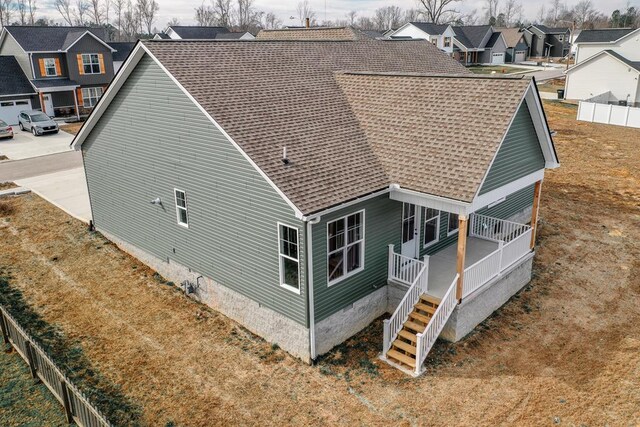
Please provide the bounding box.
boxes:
[479,101,545,195]
[477,184,535,220]
[419,210,459,258]
[82,54,307,326]
[312,194,400,322]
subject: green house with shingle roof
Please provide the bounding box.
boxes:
[71,38,559,375]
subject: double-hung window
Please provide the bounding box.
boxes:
[82,53,101,74]
[423,208,440,248]
[447,212,459,235]
[174,189,189,227]
[444,37,452,47]
[82,87,103,108]
[327,211,364,285]
[44,58,57,76]
[278,224,300,293]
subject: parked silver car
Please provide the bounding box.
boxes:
[18,110,59,136]
[0,119,13,139]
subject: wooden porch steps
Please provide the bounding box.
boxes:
[386,294,441,370]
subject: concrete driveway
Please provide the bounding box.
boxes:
[0,128,74,160]
[15,167,92,223]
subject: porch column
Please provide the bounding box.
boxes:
[38,92,46,115]
[455,214,468,302]
[530,180,543,249]
[73,89,80,120]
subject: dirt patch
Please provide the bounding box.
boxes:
[59,123,83,136]
[0,100,639,425]
[0,182,17,191]
[537,78,566,93]
[0,155,8,161]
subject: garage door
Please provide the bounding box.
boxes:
[515,51,526,62]
[0,99,31,125]
[491,52,505,64]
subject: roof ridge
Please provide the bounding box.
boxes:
[338,71,531,80]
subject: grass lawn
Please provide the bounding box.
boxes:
[0,101,639,425]
[59,122,83,136]
[0,349,67,426]
[468,65,531,75]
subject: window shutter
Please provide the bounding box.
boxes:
[38,59,46,77]
[98,54,105,74]
[77,54,84,75]
[77,88,83,107]
[54,58,62,76]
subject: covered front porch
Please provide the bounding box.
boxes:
[32,79,80,119]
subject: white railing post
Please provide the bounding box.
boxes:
[387,244,394,281]
[498,240,504,271]
[414,333,423,375]
[422,255,430,292]
[382,319,390,354]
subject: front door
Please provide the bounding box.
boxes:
[401,203,420,259]
[42,94,54,117]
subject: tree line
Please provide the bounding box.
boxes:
[0,0,639,41]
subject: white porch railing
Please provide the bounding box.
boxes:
[414,274,458,375]
[383,258,429,355]
[463,227,533,298]
[387,245,426,285]
[470,213,530,243]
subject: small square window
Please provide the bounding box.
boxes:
[44,58,57,76]
[174,189,188,227]
[82,54,101,74]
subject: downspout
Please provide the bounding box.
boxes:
[306,215,320,362]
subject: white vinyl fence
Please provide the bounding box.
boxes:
[577,101,640,129]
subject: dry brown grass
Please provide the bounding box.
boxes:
[0,100,639,426]
[59,123,83,136]
[0,182,17,191]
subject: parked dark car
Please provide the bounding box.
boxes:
[18,110,59,136]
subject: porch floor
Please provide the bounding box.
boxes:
[427,237,498,299]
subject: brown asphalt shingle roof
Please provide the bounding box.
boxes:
[142,40,530,215]
[495,27,525,48]
[256,27,367,41]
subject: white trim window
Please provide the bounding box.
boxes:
[423,208,440,248]
[327,211,364,285]
[447,212,459,235]
[82,87,103,108]
[444,36,452,47]
[44,58,57,76]
[278,224,300,293]
[174,189,189,227]
[82,53,101,74]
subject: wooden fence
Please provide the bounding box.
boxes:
[0,305,112,427]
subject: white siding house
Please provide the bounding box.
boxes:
[392,23,456,54]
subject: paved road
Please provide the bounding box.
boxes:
[529,68,565,82]
[0,150,83,182]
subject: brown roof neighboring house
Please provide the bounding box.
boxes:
[495,27,526,48]
[256,26,368,41]
[75,39,548,215]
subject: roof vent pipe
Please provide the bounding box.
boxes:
[282,147,290,165]
[305,17,310,28]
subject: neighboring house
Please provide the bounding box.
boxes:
[0,26,115,119]
[495,27,529,63]
[523,25,570,58]
[256,26,369,40]
[570,29,582,55]
[565,28,640,106]
[155,26,255,40]
[71,39,558,374]
[0,56,39,125]
[391,22,456,54]
[451,25,507,64]
[108,42,136,74]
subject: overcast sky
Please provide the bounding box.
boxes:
[38,0,636,29]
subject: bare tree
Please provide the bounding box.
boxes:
[404,8,420,22]
[536,4,546,23]
[262,11,280,29]
[17,0,26,24]
[104,0,110,25]
[136,0,158,34]
[121,0,139,39]
[502,0,522,27]
[112,0,125,39]
[73,0,89,25]
[0,0,14,27]
[546,0,562,25]
[345,10,357,26]
[213,0,232,27]
[167,17,179,26]
[195,2,216,26]
[296,0,315,26]
[374,5,402,30]
[54,0,74,25]
[417,0,461,24]
[27,0,36,24]
[458,9,479,25]
[572,0,594,28]
[484,0,499,23]
[89,0,102,24]
[356,15,376,30]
